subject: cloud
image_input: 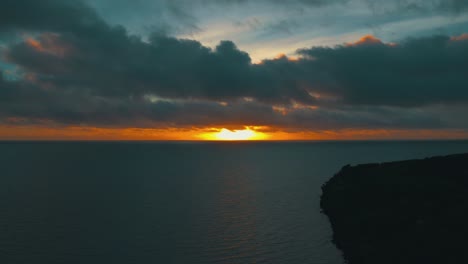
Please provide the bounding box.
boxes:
[296,34,468,106]
[356,0,468,15]
[1,0,468,133]
[0,0,106,35]
[4,29,317,105]
[0,71,454,131]
[83,0,346,37]
[210,0,468,11]
[174,0,347,7]
[263,19,300,36]
[163,0,468,15]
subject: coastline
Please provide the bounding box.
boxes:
[321,153,468,264]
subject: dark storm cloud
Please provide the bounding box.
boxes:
[0,74,451,130]
[1,0,468,131]
[0,0,107,35]
[296,35,468,106]
[4,31,316,105]
[0,0,314,106]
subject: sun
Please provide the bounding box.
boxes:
[200,128,268,141]
[216,128,256,140]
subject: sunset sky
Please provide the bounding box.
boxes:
[1,0,468,140]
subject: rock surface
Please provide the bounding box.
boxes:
[321,153,468,264]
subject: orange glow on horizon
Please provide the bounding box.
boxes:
[0,125,468,141]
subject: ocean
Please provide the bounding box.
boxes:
[1,141,468,264]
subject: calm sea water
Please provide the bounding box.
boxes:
[1,141,468,264]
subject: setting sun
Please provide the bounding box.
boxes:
[199,128,268,141]
[216,128,256,140]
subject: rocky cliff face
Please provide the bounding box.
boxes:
[321,153,468,264]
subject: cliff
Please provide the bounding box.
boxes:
[321,153,468,264]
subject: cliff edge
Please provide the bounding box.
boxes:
[321,153,468,264]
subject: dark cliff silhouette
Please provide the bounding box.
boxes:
[321,153,468,264]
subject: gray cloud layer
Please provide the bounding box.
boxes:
[166,0,468,10]
[1,0,468,131]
